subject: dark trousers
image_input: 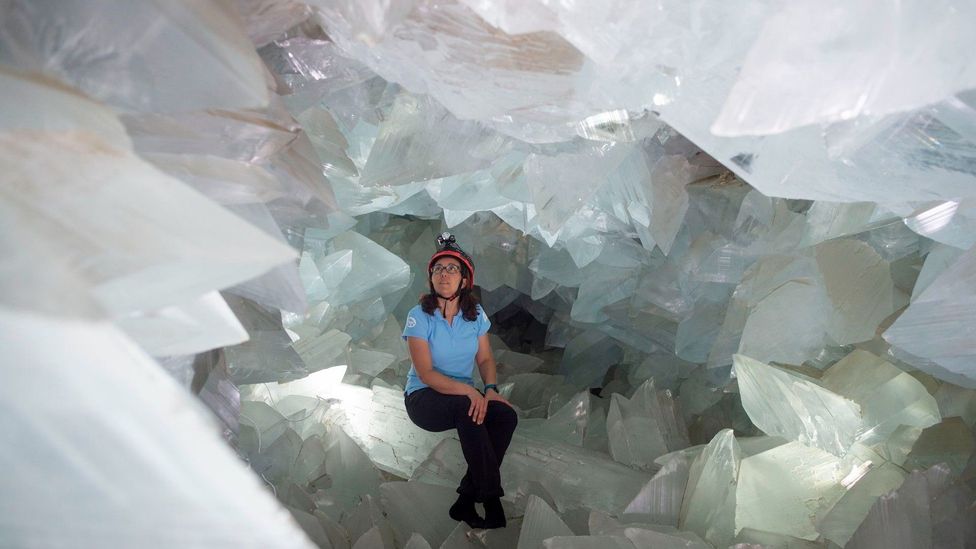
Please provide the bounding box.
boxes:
[405,388,518,502]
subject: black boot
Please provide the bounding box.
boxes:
[449,493,485,528]
[482,497,506,529]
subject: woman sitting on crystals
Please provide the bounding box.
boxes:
[402,233,518,530]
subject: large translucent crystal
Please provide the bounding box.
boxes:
[816,462,907,546]
[733,355,862,456]
[360,92,511,187]
[845,464,976,549]
[114,291,248,357]
[622,452,690,527]
[0,68,132,148]
[0,0,270,112]
[736,441,846,540]
[814,240,895,344]
[517,495,574,549]
[884,243,976,387]
[8,2,976,546]
[559,331,624,390]
[518,391,604,448]
[819,350,940,446]
[0,310,313,547]
[606,380,689,471]
[678,429,740,548]
[380,482,458,549]
[903,417,976,476]
[0,132,295,320]
[712,0,976,136]
[243,368,450,478]
[412,435,653,514]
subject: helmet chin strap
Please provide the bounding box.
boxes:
[434,280,465,302]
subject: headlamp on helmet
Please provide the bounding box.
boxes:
[428,232,475,289]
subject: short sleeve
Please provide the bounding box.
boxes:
[402,306,431,341]
[476,305,491,336]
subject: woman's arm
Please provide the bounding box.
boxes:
[475,335,512,406]
[475,334,498,386]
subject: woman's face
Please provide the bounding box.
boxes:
[431,257,465,297]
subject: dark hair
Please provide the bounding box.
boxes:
[419,264,481,321]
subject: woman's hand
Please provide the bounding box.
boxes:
[485,390,512,408]
[467,387,489,424]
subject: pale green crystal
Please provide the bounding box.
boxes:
[734,354,862,456]
[380,482,458,549]
[543,536,635,549]
[820,349,940,447]
[343,496,395,549]
[817,462,907,546]
[519,391,603,447]
[733,528,823,548]
[350,525,385,549]
[560,331,624,390]
[736,441,846,540]
[621,528,710,549]
[360,93,511,187]
[404,533,432,549]
[679,429,740,548]
[607,380,689,471]
[412,435,653,514]
[517,495,574,549]
[622,452,691,526]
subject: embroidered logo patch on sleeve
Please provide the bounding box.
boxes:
[406,316,417,328]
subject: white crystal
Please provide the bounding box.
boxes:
[884,243,976,387]
[0,310,314,547]
[0,132,296,317]
[712,0,976,136]
[0,0,270,112]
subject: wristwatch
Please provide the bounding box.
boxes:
[484,383,499,394]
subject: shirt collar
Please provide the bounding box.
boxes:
[434,308,461,320]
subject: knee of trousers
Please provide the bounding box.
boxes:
[487,402,518,428]
[447,394,476,418]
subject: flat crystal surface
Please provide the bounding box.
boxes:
[736,441,846,540]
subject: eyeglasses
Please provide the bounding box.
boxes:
[431,264,462,276]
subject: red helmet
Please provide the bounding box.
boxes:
[428,232,475,289]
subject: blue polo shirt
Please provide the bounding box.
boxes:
[402,304,491,394]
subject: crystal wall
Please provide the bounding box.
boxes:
[2,1,975,548]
